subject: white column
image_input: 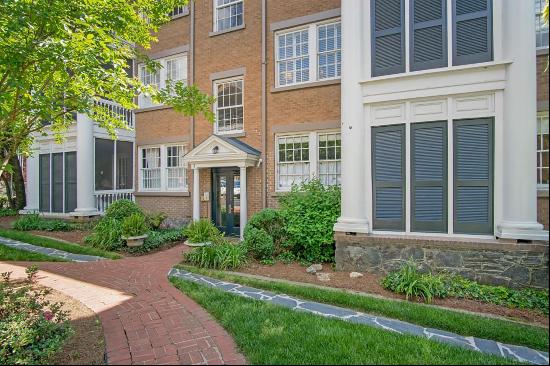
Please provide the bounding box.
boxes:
[334,0,369,234]
[72,113,97,216]
[496,1,547,240]
[239,166,247,239]
[22,150,39,213]
[193,167,200,221]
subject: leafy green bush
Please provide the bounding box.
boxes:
[382,260,550,313]
[183,219,222,243]
[184,240,247,270]
[127,228,185,254]
[84,217,124,251]
[276,251,297,264]
[243,227,274,260]
[0,195,7,209]
[145,212,167,230]
[245,208,286,249]
[121,213,149,237]
[0,266,72,365]
[104,199,143,221]
[0,208,18,217]
[279,179,340,263]
[13,214,74,231]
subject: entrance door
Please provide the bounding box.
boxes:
[212,168,240,236]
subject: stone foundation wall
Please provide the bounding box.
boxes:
[335,233,549,289]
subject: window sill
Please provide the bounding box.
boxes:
[215,131,246,138]
[170,11,189,20]
[134,191,190,197]
[135,105,172,113]
[271,78,340,93]
[536,48,549,56]
[209,24,246,38]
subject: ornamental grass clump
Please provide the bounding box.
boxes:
[183,239,248,270]
[183,219,222,244]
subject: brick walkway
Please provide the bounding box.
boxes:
[0,245,246,365]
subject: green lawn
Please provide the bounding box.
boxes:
[178,265,549,352]
[170,277,516,365]
[0,243,68,262]
[0,229,121,260]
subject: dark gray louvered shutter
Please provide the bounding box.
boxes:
[410,0,447,71]
[452,0,492,66]
[371,0,405,76]
[372,124,406,231]
[454,118,493,235]
[39,154,50,212]
[411,122,448,232]
[65,152,77,213]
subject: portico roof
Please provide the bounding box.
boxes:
[183,134,260,169]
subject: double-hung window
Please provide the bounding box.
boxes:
[139,145,188,191]
[214,77,244,134]
[275,20,341,88]
[214,0,243,32]
[138,53,188,108]
[537,113,549,188]
[169,5,189,19]
[276,131,342,190]
[535,0,549,49]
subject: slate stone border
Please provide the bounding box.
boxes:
[0,236,106,262]
[168,268,550,365]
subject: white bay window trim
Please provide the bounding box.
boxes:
[139,144,188,192]
[275,19,341,88]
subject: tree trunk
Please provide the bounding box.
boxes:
[1,172,15,208]
[10,155,26,210]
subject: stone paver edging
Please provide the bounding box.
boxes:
[169,268,550,365]
[0,236,106,262]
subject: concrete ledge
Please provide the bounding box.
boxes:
[271,78,340,93]
[209,24,245,37]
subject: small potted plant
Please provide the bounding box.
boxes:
[121,213,149,247]
[183,219,221,247]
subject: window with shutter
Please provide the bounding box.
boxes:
[453,118,494,235]
[371,0,405,76]
[410,0,447,71]
[372,124,406,231]
[452,0,493,66]
[411,122,448,232]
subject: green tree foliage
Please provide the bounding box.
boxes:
[0,0,214,177]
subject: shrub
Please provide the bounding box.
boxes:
[383,260,550,313]
[278,179,340,263]
[104,199,143,221]
[0,266,72,364]
[84,217,124,251]
[0,208,18,217]
[121,213,149,238]
[0,195,7,209]
[145,212,167,230]
[13,214,74,232]
[245,208,286,249]
[243,227,274,260]
[184,240,247,270]
[126,228,186,254]
[276,251,297,264]
[183,219,222,243]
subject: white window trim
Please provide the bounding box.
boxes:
[137,53,188,109]
[275,18,341,88]
[213,76,245,135]
[138,144,189,192]
[316,21,342,82]
[275,129,341,192]
[213,0,244,32]
[537,111,549,190]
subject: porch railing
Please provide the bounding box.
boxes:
[94,190,135,214]
[95,99,134,128]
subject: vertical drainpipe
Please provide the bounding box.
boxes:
[190,0,196,148]
[261,0,267,208]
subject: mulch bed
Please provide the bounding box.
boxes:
[238,261,550,327]
[46,288,105,365]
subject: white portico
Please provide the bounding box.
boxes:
[183,135,260,238]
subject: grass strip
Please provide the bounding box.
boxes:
[0,243,68,262]
[178,265,549,352]
[170,277,517,365]
[0,229,121,260]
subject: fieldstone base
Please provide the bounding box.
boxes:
[335,233,549,289]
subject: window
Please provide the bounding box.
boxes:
[139,145,188,191]
[277,135,310,189]
[318,22,342,80]
[318,133,341,186]
[276,20,341,87]
[141,148,161,190]
[116,141,134,190]
[95,139,114,191]
[536,0,549,49]
[138,54,187,108]
[214,78,244,134]
[169,5,189,18]
[166,145,187,190]
[214,0,243,32]
[39,152,77,213]
[537,113,549,188]
[276,131,342,190]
